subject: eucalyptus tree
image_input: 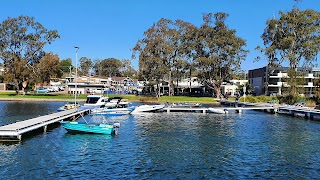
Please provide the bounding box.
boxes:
[121,59,137,78]
[0,62,3,83]
[93,59,102,77]
[256,8,320,96]
[195,13,248,98]
[99,58,122,77]
[172,59,189,87]
[59,58,73,74]
[79,57,93,76]
[0,16,59,94]
[175,20,199,93]
[133,18,179,96]
[29,52,62,90]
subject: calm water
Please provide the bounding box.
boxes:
[1,101,320,179]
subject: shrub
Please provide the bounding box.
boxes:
[239,95,277,103]
[305,99,316,107]
[277,95,305,105]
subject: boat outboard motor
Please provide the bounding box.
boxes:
[113,122,121,128]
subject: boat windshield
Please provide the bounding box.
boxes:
[86,97,100,104]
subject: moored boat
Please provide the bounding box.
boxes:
[57,101,80,111]
[104,97,130,108]
[170,102,201,108]
[91,106,135,116]
[208,107,228,114]
[60,121,120,135]
[60,114,120,135]
[83,95,109,108]
[131,104,165,114]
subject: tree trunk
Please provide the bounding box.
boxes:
[189,68,192,95]
[14,80,19,95]
[213,86,222,99]
[168,69,171,96]
[157,83,160,98]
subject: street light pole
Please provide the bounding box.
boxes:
[74,46,79,110]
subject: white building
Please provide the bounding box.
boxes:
[221,80,248,96]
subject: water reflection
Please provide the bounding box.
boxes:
[1,102,320,178]
[133,111,320,178]
[0,101,64,125]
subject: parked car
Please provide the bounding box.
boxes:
[46,87,55,92]
[35,88,49,93]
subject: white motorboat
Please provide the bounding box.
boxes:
[92,106,135,116]
[83,95,109,108]
[104,99,119,108]
[170,102,201,108]
[208,107,228,114]
[104,97,130,108]
[131,104,165,114]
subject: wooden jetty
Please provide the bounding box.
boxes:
[0,108,90,141]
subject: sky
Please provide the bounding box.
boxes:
[0,0,319,71]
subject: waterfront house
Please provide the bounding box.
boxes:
[221,80,248,96]
[67,76,110,95]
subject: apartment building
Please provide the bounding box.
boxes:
[248,66,320,97]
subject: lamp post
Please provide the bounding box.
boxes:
[74,46,79,110]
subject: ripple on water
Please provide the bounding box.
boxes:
[1,102,320,178]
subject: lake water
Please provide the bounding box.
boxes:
[1,101,320,179]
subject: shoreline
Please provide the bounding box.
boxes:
[0,98,86,102]
[0,97,219,104]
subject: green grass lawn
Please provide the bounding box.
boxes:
[0,91,218,104]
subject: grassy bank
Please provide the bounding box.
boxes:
[0,91,218,104]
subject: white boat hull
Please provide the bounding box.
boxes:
[131,104,165,114]
[92,107,135,116]
[208,107,228,114]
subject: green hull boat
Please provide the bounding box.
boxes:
[60,121,120,135]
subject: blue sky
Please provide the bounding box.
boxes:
[1,0,319,71]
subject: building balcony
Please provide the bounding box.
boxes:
[303,82,314,87]
[269,72,288,78]
[268,82,283,87]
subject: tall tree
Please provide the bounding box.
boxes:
[0,16,60,94]
[195,13,248,98]
[30,52,62,90]
[174,20,199,94]
[133,18,181,96]
[100,58,122,77]
[59,58,73,75]
[256,8,320,96]
[121,59,137,78]
[172,59,189,87]
[79,57,93,76]
[93,58,102,77]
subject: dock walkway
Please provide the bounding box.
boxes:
[0,108,90,141]
[163,105,278,113]
[219,100,320,119]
